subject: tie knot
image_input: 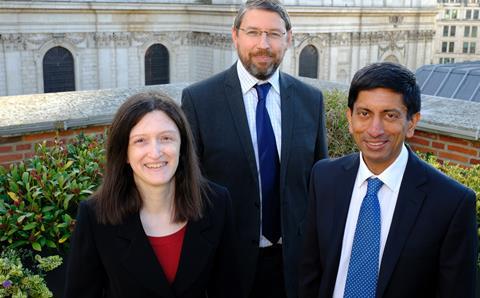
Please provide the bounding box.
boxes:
[254,83,272,101]
[366,178,383,196]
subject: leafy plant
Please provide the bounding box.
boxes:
[0,133,105,252]
[0,248,62,298]
[324,89,357,157]
[420,153,480,263]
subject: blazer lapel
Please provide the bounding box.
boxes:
[173,212,213,296]
[117,213,175,298]
[376,150,428,297]
[224,63,259,183]
[279,72,295,190]
[323,154,360,294]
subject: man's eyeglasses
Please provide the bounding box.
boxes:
[238,28,286,40]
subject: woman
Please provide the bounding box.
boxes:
[64,92,238,298]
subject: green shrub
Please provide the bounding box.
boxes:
[0,248,62,297]
[324,89,357,157]
[0,133,105,252]
[420,154,480,242]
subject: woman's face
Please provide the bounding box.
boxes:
[127,110,181,191]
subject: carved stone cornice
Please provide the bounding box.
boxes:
[293,33,329,49]
[187,32,232,49]
[23,33,87,50]
[1,34,25,51]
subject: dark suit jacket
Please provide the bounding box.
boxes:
[299,148,477,298]
[64,182,239,298]
[181,63,328,298]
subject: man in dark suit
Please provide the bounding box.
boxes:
[181,1,328,297]
[299,62,477,298]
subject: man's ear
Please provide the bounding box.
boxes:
[346,108,353,134]
[406,112,421,138]
[231,26,239,49]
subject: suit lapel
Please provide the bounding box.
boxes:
[173,211,213,296]
[376,150,428,297]
[323,155,360,294]
[279,72,294,189]
[224,63,259,183]
[117,213,174,298]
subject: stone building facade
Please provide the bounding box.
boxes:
[0,0,437,96]
[434,0,480,64]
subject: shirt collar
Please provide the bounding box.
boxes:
[357,144,409,193]
[236,60,280,95]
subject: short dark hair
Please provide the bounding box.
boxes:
[233,0,291,32]
[94,92,206,225]
[348,62,421,119]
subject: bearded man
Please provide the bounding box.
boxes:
[181,1,328,297]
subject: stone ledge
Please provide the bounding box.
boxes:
[0,79,479,141]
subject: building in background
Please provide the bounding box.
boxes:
[434,0,480,64]
[0,0,436,96]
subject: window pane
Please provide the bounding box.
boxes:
[450,26,456,36]
[145,44,169,85]
[444,26,449,36]
[470,42,476,54]
[442,41,448,52]
[449,42,454,52]
[452,10,458,19]
[299,45,319,79]
[472,26,478,37]
[465,26,470,37]
[43,46,75,93]
[474,10,479,19]
[466,10,472,19]
[463,42,469,53]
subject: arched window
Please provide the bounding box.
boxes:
[299,45,319,79]
[43,46,75,93]
[145,44,169,85]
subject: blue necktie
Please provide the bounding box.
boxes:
[344,177,383,298]
[255,83,281,244]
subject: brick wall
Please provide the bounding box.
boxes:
[0,125,108,168]
[408,130,480,167]
[1,124,479,168]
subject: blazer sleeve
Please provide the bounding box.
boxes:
[314,90,329,161]
[298,164,322,298]
[207,187,243,298]
[438,187,477,297]
[64,201,106,298]
[181,88,203,158]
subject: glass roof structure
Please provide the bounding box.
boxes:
[416,61,480,102]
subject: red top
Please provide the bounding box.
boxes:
[147,225,186,284]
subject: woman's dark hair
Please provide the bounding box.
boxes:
[94,92,206,225]
[348,62,421,119]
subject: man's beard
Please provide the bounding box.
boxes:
[240,49,281,81]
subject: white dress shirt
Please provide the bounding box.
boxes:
[236,61,282,247]
[333,145,409,298]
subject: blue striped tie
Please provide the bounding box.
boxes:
[255,83,280,244]
[344,177,383,298]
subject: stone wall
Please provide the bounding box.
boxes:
[1,80,479,168]
[0,1,436,96]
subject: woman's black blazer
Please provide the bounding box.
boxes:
[64,182,239,298]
